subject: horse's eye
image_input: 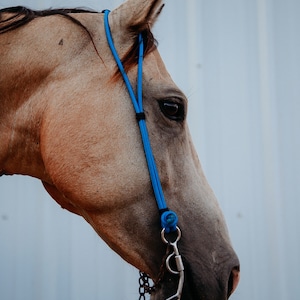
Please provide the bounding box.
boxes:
[159,101,184,121]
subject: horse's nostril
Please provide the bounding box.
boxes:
[227,266,240,298]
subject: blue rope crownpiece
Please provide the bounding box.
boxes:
[103,10,178,233]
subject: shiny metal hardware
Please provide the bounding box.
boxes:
[161,227,185,300]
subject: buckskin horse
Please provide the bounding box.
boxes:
[0,0,240,299]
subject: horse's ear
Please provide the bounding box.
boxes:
[111,0,164,34]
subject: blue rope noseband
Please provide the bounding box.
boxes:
[103,10,178,233]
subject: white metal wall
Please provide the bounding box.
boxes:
[1,0,299,299]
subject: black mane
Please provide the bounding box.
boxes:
[0,6,97,34]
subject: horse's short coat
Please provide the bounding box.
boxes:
[0,1,239,299]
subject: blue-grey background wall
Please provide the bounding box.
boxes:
[1,0,299,299]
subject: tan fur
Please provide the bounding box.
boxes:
[0,1,239,298]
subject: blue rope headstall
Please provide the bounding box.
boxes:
[103,10,178,234]
[103,10,185,300]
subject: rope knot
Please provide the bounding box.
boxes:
[160,210,178,233]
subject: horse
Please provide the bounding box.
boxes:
[0,0,240,299]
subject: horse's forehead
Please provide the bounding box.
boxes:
[144,50,171,79]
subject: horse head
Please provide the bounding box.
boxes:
[0,1,239,299]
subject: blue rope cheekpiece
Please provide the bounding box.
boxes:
[103,10,178,233]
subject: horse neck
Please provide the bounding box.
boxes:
[0,13,102,180]
[0,36,45,178]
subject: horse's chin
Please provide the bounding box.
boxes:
[150,270,202,300]
[150,261,231,300]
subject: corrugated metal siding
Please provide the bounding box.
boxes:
[1,0,299,299]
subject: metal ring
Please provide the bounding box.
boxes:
[161,226,181,245]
